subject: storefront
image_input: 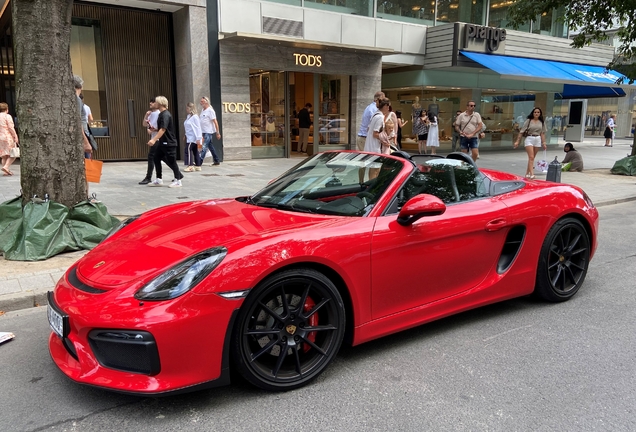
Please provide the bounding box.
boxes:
[1,0,208,161]
[218,36,385,159]
[382,22,623,151]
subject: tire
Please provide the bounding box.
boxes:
[535,217,590,302]
[232,268,346,391]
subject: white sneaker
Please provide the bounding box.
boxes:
[149,178,163,186]
[194,167,202,171]
[169,179,182,188]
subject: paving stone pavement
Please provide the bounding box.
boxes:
[1,137,635,313]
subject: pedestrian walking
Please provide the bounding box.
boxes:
[514,107,547,179]
[183,102,202,172]
[357,91,384,151]
[414,110,429,154]
[451,110,461,152]
[455,101,483,162]
[604,114,616,147]
[147,96,183,188]
[426,111,439,155]
[74,75,98,201]
[395,111,407,149]
[139,99,160,184]
[0,103,19,176]
[298,103,312,153]
[199,96,221,165]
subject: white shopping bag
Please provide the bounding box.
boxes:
[534,150,548,174]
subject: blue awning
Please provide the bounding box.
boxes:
[460,51,628,87]
[559,84,625,99]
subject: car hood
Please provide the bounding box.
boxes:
[76,199,341,288]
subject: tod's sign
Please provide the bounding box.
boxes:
[464,24,506,53]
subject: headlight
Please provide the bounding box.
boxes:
[103,214,141,242]
[134,247,228,301]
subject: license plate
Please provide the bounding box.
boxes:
[47,292,68,338]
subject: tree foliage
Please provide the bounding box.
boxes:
[506,0,636,83]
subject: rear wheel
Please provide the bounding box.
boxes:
[535,218,590,302]
[232,269,345,391]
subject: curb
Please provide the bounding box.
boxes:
[0,288,50,314]
[594,195,636,208]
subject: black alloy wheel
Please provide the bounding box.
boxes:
[535,217,590,302]
[232,269,346,391]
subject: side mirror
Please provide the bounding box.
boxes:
[397,194,446,226]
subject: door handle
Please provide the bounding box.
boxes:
[485,218,507,232]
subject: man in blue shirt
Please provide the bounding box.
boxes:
[357,91,385,151]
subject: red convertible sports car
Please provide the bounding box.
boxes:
[48,150,598,393]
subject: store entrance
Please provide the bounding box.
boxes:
[249,70,350,159]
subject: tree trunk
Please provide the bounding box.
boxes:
[12,0,87,207]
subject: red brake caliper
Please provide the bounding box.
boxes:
[303,297,318,353]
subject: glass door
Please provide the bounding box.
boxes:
[317,74,350,151]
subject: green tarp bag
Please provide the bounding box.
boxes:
[0,197,120,261]
[610,155,636,176]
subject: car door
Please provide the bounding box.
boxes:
[370,161,510,320]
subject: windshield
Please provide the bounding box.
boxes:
[249,152,405,216]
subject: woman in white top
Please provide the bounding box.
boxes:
[426,111,439,155]
[183,102,203,172]
[514,107,547,179]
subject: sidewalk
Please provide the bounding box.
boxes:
[1,138,634,313]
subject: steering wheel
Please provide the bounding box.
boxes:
[356,191,374,206]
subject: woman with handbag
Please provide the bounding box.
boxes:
[0,103,19,176]
[183,102,203,172]
[514,107,547,179]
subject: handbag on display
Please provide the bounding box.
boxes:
[9,146,20,158]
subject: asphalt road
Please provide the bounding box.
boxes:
[1,202,635,432]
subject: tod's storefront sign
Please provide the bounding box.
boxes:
[294,53,322,67]
[223,102,251,113]
[463,24,506,53]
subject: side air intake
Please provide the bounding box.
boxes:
[497,225,526,274]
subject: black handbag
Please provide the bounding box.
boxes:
[86,125,98,150]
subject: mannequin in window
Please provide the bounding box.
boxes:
[412,97,422,122]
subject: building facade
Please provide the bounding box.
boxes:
[1,0,630,161]
[0,0,209,161]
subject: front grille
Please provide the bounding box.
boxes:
[88,330,160,375]
[68,267,106,294]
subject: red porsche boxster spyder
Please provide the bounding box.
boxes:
[48,151,598,393]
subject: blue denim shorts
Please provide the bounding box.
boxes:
[460,136,479,149]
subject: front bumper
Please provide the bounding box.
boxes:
[47,272,240,395]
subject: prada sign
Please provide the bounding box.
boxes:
[464,24,506,53]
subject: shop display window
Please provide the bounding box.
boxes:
[436,0,486,25]
[376,0,434,25]
[70,18,109,136]
[318,74,349,146]
[305,0,373,17]
[250,70,286,158]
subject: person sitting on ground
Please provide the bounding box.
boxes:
[561,142,583,172]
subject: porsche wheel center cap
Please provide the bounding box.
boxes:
[286,324,297,335]
[559,256,565,262]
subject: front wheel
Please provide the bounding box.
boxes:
[535,217,590,302]
[232,269,346,391]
